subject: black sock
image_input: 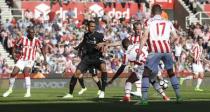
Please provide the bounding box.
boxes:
[69,76,77,94]
[96,80,102,90]
[101,72,108,91]
[78,78,85,89]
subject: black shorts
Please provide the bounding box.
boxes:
[88,66,97,76]
[77,56,105,74]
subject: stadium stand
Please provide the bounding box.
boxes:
[0,0,209,79]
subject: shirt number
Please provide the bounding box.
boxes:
[156,22,166,36]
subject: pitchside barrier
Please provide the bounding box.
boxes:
[0,72,210,89]
[0,71,210,79]
[0,78,210,89]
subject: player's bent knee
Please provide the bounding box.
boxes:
[167,69,175,77]
[127,74,138,83]
[142,67,151,77]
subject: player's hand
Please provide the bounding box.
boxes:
[95,43,104,50]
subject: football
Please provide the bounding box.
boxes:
[159,79,169,90]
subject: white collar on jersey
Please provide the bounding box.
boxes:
[153,15,162,19]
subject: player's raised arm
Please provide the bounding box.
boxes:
[139,29,149,50]
[96,40,121,50]
[170,23,180,45]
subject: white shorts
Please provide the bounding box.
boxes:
[133,65,144,80]
[15,60,35,70]
[192,63,204,75]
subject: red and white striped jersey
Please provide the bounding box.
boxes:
[16,36,42,61]
[122,44,148,65]
[128,33,142,44]
[146,15,175,53]
[191,43,203,64]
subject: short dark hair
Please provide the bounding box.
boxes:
[133,22,141,30]
[27,26,34,32]
[122,38,131,50]
[151,4,162,15]
[87,20,95,26]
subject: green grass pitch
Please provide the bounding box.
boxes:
[0,85,210,112]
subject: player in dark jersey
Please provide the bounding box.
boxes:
[63,21,108,99]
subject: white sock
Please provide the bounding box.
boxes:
[183,75,193,80]
[9,77,16,91]
[125,82,132,97]
[25,77,31,94]
[196,78,203,89]
[152,81,166,97]
[135,80,141,92]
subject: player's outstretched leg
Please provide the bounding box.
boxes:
[99,72,107,98]
[135,68,151,105]
[63,76,77,98]
[23,67,32,98]
[131,78,142,97]
[179,75,193,85]
[78,77,87,95]
[92,76,102,95]
[24,76,31,97]
[3,67,20,97]
[150,79,170,101]
[168,69,182,103]
[121,81,132,102]
[3,78,15,97]
[195,77,204,92]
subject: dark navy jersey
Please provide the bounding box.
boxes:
[83,31,104,57]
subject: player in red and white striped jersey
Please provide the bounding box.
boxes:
[103,22,144,97]
[127,22,144,96]
[116,38,147,102]
[137,4,181,105]
[3,26,46,98]
[180,37,209,91]
[108,38,170,102]
[16,36,42,61]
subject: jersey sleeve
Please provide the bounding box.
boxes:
[169,21,176,32]
[16,37,23,46]
[144,19,150,32]
[122,53,128,65]
[137,46,148,64]
[36,39,43,48]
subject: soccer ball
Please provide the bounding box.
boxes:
[159,79,169,90]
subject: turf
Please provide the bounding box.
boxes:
[0,85,210,112]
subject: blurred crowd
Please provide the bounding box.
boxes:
[0,0,210,78]
[183,0,210,14]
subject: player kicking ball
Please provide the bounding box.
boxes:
[108,38,170,102]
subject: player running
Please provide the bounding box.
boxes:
[180,37,210,91]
